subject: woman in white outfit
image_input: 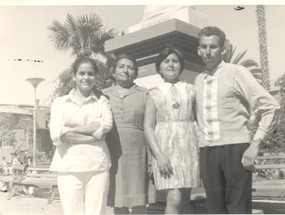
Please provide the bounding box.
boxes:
[49,56,113,215]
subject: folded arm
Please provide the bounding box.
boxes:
[61,131,96,144]
[50,96,113,145]
[68,122,101,135]
[49,98,70,145]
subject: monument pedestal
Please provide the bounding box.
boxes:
[105,18,205,88]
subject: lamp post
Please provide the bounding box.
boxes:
[26,77,45,166]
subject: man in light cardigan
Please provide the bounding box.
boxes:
[194,26,280,214]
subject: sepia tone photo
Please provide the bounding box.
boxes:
[0,3,284,215]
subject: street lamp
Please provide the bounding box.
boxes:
[26,77,45,166]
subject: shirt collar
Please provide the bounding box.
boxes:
[67,89,98,104]
[109,84,138,98]
[157,81,186,96]
[203,60,226,79]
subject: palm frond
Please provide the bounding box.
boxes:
[230,46,237,62]
[65,13,78,32]
[48,20,72,49]
[223,43,248,65]
[78,13,103,30]
[48,12,117,59]
[232,50,247,64]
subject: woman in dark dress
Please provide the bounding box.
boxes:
[103,54,155,214]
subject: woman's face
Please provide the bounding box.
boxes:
[73,62,96,93]
[113,58,137,86]
[159,53,182,83]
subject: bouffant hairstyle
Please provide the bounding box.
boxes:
[155,45,184,75]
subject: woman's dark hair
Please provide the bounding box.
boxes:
[72,56,98,75]
[155,45,184,75]
[111,54,139,76]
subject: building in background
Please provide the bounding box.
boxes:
[0,103,52,164]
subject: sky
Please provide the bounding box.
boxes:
[0,1,285,105]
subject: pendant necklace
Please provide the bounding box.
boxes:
[170,85,180,109]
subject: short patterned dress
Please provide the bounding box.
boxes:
[149,81,200,190]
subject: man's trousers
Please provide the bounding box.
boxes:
[200,143,252,214]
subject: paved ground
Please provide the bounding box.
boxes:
[0,190,114,215]
[0,191,63,215]
[0,183,284,214]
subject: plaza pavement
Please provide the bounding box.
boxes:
[0,190,63,215]
[0,185,284,214]
[0,191,115,215]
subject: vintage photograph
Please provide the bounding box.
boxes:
[0,3,284,215]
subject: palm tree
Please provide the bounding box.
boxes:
[47,13,117,100]
[223,43,247,65]
[256,5,270,91]
[48,13,117,58]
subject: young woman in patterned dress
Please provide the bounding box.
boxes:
[144,45,200,214]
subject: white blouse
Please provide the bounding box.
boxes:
[49,89,113,172]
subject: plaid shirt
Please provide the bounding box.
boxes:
[194,61,280,148]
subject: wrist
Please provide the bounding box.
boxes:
[251,138,261,147]
[71,127,78,133]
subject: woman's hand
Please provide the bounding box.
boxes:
[144,95,173,179]
[156,153,173,179]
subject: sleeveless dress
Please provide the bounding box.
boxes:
[149,81,200,190]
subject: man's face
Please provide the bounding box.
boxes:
[198,35,225,71]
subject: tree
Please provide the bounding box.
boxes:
[48,13,117,58]
[0,113,33,150]
[0,113,18,148]
[263,75,285,153]
[48,13,117,99]
[223,43,247,65]
[224,7,270,91]
[256,5,270,91]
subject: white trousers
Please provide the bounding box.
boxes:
[57,171,109,215]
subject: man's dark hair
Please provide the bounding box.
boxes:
[198,26,226,47]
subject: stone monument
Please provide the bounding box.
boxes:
[105,5,208,88]
[129,5,208,33]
